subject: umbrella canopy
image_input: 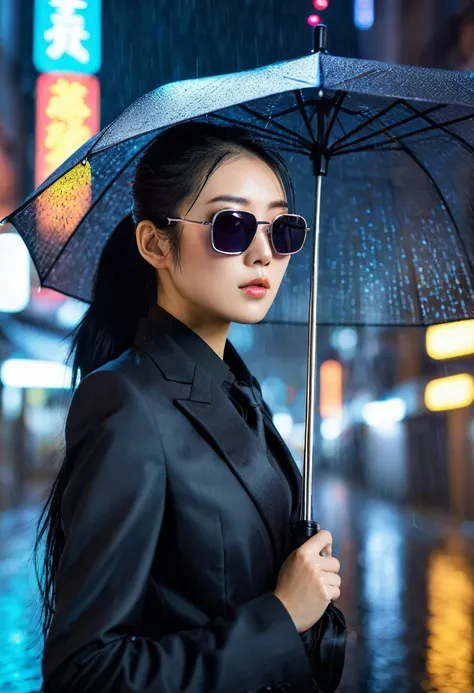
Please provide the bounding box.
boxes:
[3,48,474,326]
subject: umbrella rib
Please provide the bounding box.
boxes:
[323,91,347,150]
[331,104,445,154]
[397,103,474,153]
[338,105,375,116]
[382,129,474,277]
[236,103,314,148]
[250,102,310,119]
[207,112,311,153]
[331,143,404,156]
[333,112,349,142]
[294,90,317,145]
[39,281,90,304]
[329,99,403,152]
[90,91,164,154]
[40,141,152,286]
[337,108,474,154]
[323,66,384,93]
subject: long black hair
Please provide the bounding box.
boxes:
[33,120,296,642]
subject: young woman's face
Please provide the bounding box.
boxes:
[140,154,294,326]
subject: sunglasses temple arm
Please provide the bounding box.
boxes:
[166,217,211,226]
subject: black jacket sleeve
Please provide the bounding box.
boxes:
[42,370,314,693]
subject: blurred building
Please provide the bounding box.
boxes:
[418,0,474,70]
[0,1,21,220]
[356,0,473,68]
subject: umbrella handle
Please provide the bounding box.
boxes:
[291,519,332,558]
[291,519,321,549]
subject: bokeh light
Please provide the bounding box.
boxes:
[307,14,322,27]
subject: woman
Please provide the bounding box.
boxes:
[34,121,343,693]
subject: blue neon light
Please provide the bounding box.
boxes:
[33,0,102,74]
[354,0,374,31]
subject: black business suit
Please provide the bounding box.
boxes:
[42,306,343,693]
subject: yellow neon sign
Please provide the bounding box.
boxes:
[424,374,474,412]
[426,320,474,360]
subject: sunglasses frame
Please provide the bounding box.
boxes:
[164,208,309,256]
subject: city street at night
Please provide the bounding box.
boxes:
[1,474,474,693]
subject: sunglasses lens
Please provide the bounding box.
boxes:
[272,215,307,254]
[212,211,257,253]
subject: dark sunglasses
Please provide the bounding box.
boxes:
[164,208,309,255]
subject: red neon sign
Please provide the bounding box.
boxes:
[35,72,100,187]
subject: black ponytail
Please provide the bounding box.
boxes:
[33,119,296,644]
[69,213,155,386]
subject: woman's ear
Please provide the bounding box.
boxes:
[136,220,171,270]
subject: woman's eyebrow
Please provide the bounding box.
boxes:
[206,194,288,209]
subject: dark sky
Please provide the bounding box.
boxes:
[99,0,357,124]
[14,0,357,193]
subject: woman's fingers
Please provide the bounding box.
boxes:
[320,571,342,601]
[321,572,341,588]
[320,556,340,574]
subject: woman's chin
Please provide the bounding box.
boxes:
[228,303,272,325]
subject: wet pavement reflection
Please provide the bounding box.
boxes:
[1,474,473,692]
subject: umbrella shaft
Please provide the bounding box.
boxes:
[301,174,323,522]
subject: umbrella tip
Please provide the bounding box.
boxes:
[312,23,328,54]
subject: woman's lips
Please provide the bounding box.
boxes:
[240,285,268,298]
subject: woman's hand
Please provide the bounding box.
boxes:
[273,530,341,633]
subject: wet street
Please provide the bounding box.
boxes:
[1,473,474,693]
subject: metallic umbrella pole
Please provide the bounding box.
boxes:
[290,32,347,687]
[292,23,328,545]
[301,172,323,525]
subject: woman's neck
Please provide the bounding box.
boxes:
[156,298,230,359]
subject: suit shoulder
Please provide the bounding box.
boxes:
[66,349,162,444]
[79,346,164,398]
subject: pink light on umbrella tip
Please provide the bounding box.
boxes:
[313,0,329,9]
[307,14,322,26]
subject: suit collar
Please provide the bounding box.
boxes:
[143,305,232,387]
[134,308,252,394]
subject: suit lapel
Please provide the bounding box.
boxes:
[134,319,292,574]
[225,342,303,526]
[263,408,303,526]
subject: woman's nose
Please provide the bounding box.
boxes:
[247,223,273,263]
